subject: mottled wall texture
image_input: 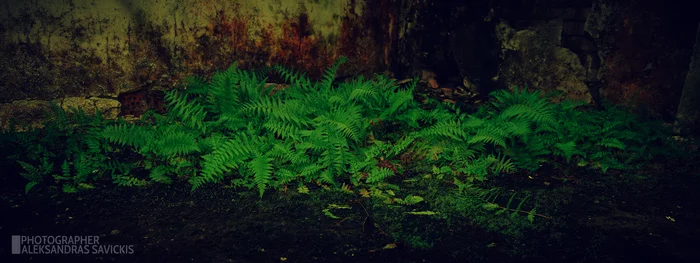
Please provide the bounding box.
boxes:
[585,0,699,120]
[0,0,402,115]
[1,0,698,128]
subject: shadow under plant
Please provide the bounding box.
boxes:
[1,58,698,262]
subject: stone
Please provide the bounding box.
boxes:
[584,0,622,56]
[440,87,453,97]
[0,100,51,130]
[90,97,122,120]
[0,96,121,131]
[674,22,700,136]
[57,97,97,115]
[495,21,592,103]
[428,78,439,89]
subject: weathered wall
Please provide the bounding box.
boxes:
[1,0,698,127]
[675,22,700,136]
[419,0,698,119]
[585,0,699,119]
[0,0,401,118]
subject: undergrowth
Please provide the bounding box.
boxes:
[0,56,682,248]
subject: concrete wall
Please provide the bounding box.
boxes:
[0,0,391,114]
[1,0,697,125]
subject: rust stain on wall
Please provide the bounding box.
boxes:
[273,13,336,77]
[0,0,403,117]
[175,0,394,81]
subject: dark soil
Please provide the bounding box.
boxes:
[1,154,699,263]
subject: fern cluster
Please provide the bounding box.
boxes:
[411,86,677,181]
[2,56,684,242]
[2,104,120,193]
[3,59,676,193]
[13,58,669,198]
[90,58,421,196]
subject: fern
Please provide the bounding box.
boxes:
[101,124,152,149]
[164,90,208,133]
[553,140,577,163]
[319,56,348,90]
[596,138,626,150]
[273,64,313,90]
[155,130,201,157]
[149,165,172,184]
[366,167,395,184]
[112,174,147,187]
[248,153,274,197]
[194,134,257,189]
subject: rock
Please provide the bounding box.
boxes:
[55,97,96,114]
[428,78,439,89]
[0,97,121,131]
[584,0,622,57]
[0,100,51,130]
[440,87,453,97]
[54,97,121,119]
[90,97,122,120]
[463,77,478,94]
[420,70,437,81]
[496,20,592,103]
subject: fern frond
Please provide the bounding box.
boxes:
[380,89,414,120]
[182,76,209,96]
[155,130,200,157]
[112,175,147,187]
[597,138,626,150]
[349,84,378,102]
[149,165,172,184]
[420,120,469,141]
[18,160,44,183]
[468,130,507,148]
[299,163,324,179]
[366,167,394,183]
[194,135,257,189]
[101,124,152,149]
[554,140,577,163]
[242,96,281,116]
[264,120,302,140]
[320,56,348,90]
[318,169,335,185]
[274,65,313,90]
[492,154,516,174]
[275,168,296,184]
[390,135,416,157]
[164,90,208,133]
[249,154,274,197]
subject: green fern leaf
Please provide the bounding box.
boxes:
[554,140,577,163]
[597,138,626,150]
[149,165,172,184]
[249,154,274,197]
[366,167,394,183]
